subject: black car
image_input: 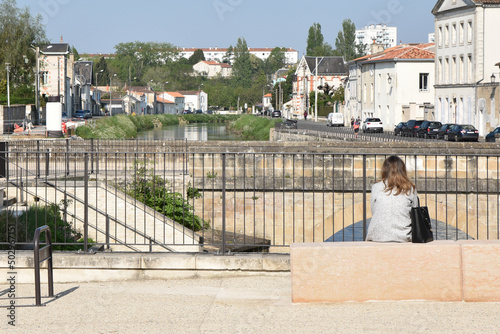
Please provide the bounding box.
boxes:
[416,121,442,139]
[401,120,424,137]
[272,110,281,118]
[447,124,479,142]
[394,122,406,136]
[485,127,500,142]
[195,110,203,114]
[436,124,456,140]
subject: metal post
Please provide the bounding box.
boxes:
[0,142,7,178]
[90,138,94,174]
[36,140,40,178]
[5,63,10,107]
[34,225,54,306]
[84,153,89,252]
[222,153,226,254]
[106,215,110,250]
[314,57,318,122]
[362,154,367,240]
[45,149,50,176]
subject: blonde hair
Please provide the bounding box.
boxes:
[381,156,415,196]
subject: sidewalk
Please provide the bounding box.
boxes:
[1,274,499,333]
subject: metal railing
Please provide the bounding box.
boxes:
[1,144,499,253]
[34,225,54,306]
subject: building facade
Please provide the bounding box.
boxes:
[432,0,500,136]
[292,56,348,119]
[179,47,299,65]
[355,24,398,55]
[193,61,232,78]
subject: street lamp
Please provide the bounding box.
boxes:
[95,69,103,115]
[491,73,496,84]
[199,83,204,112]
[5,63,10,107]
[109,73,116,116]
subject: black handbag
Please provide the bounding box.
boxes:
[410,197,434,243]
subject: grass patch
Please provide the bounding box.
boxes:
[75,114,240,139]
[228,114,282,141]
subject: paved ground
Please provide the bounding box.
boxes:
[1,274,499,333]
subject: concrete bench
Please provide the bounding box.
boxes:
[291,240,500,303]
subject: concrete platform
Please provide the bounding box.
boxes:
[1,275,500,333]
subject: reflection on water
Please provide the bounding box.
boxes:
[137,123,240,141]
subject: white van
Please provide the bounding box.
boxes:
[326,113,344,127]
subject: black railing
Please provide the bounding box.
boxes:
[34,225,54,306]
[1,144,499,253]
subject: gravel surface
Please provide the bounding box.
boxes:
[2,274,499,333]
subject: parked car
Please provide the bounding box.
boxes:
[362,118,383,133]
[416,121,442,139]
[183,110,192,114]
[281,119,297,129]
[272,110,282,118]
[485,127,500,142]
[195,109,203,114]
[447,124,479,142]
[73,110,86,120]
[436,123,456,140]
[327,113,344,127]
[401,120,424,137]
[206,110,214,115]
[84,110,92,119]
[62,112,69,123]
[394,122,406,136]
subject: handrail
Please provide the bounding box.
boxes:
[34,225,54,306]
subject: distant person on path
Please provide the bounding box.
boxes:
[351,117,355,128]
[304,111,308,121]
[353,119,360,138]
[366,156,418,242]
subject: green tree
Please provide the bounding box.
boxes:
[306,23,334,57]
[335,19,365,61]
[189,49,205,65]
[0,0,47,100]
[223,45,233,64]
[94,57,110,86]
[232,37,253,88]
[264,47,286,76]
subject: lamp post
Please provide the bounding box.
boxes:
[198,83,204,112]
[95,69,103,115]
[5,63,11,107]
[109,73,116,116]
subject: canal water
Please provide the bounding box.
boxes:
[137,123,240,141]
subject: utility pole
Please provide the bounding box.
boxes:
[314,57,318,122]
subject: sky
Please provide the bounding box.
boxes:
[16,0,438,55]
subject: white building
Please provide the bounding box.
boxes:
[178,90,208,112]
[346,44,435,131]
[432,0,500,136]
[293,56,348,119]
[193,61,232,78]
[355,24,398,55]
[179,47,299,65]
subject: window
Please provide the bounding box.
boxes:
[445,57,450,84]
[452,57,457,83]
[445,24,449,46]
[438,58,443,84]
[438,26,443,47]
[363,84,367,103]
[467,21,473,43]
[419,73,429,91]
[370,83,374,102]
[459,22,464,44]
[452,23,457,45]
[41,71,49,86]
[467,55,472,82]
[459,56,464,83]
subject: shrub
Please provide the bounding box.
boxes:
[124,160,208,231]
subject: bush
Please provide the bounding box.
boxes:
[228,114,280,140]
[0,201,93,251]
[124,160,208,231]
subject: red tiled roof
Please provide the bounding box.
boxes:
[156,97,174,104]
[166,92,185,98]
[363,44,435,63]
[264,93,272,97]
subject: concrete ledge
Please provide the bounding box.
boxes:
[0,251,290,283]
[291,241,463,303]
[460,240,500,302]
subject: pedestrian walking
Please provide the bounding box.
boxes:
[304,111,308,121]
[353,119,360,138]
[351,117,355,128]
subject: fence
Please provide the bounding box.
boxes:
[1,141,499,253]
